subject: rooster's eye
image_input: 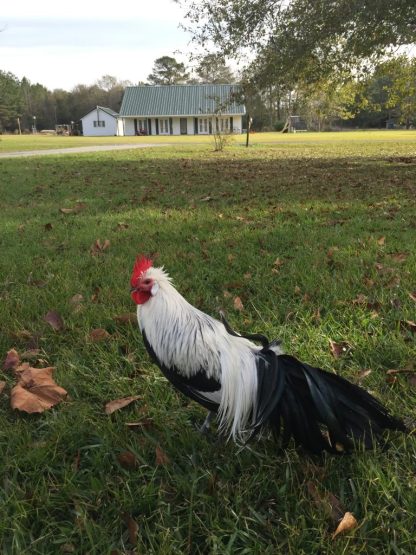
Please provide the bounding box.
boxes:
[143,279,151,285]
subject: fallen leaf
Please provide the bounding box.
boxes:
[377,236,386,246]
[390,252,408,263]
[44,310,64,331]
[386,366,415,375]
[273,258,284,269]
[59,202,86,215]
[233,296,244,311]
[327,247,339,258]
[200,196,213,202]
[227,254,235,262]
[123,513,139,545]
[243,272,252,280]
[104,395,141,415]
[401,320,416,334]
[89,328,111,342]
[117,451,138,470]
[332,512,358,539]
[44,223,53,231]
[294,285,302,295]
[90,239,110,256]
[155,445,170,466]
[70,294,84,306]
[329,340,350,358]
[10,366,67,413]
[223,290,232,299]
[0,381,6,394]
[113,313,137,325]
[357,369,372,382]
[352,294,368,305]
[408,291,416,302]
[3,348,20,370]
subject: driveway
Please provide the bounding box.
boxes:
[0,143,168,159]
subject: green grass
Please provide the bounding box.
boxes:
[0,132,415,554]
[1,129,416,152]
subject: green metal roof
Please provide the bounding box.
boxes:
[119,84,245,117]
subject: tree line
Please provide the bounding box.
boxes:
[0,55,236,133]
[1,49,415,132]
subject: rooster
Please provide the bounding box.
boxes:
[131,256,406,454]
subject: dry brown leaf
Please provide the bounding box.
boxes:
[3,348,20,370]
[390,252,408,263]
[0,381,6,394]
[89,328,111,342]
[329,340,350,358]
[377,236,386,246]
[357,369,372,382]
[386,367,415,375]
[223,290,232,299]
[273,258,284,269]
[401,320,416,334]
[59,203,86,215]
[117,451,138,470]
[294,285,302,295]
[352,294,368,305]
[243,272,252,280]
[11,366,67,413]
[123,513,139,545]
[70,294,84,306]
[227,254,235,262]
[44,222,53,231]
[233,296,244,311]
[155,445,170,466]
[332,512,358,539]
[200,195,213,202]
[44,310,64,331]
[327,247,339,258]
[114,313,137,325]
[90,239,110,256]
[104,395,141,415]
[408,291,416,302]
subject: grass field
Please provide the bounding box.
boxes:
[0,132,415,554]
[1,129,416,152]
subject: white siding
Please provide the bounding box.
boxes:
[118,114,243,136]
[81,108,118,136]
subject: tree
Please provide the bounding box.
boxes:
[0,71,23,132]
[195,53,235,83]
[178,0,416,85]
[148,56,190,85]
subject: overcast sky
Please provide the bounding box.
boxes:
[0,0,194,90]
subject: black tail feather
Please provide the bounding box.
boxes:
[256,353,406,454]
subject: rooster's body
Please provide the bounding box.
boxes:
[131,256,405,454]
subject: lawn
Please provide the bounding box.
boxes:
[0,132,415,554]
[1,129,416,152]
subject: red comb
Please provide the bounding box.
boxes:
[131,255,153,286]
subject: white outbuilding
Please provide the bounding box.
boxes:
[80,106,119,136]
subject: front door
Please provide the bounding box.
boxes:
[180,118,187,135]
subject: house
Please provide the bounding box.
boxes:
[117,84,245,136]
[80,106,119,136]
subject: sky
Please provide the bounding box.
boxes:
[0,0,194,91]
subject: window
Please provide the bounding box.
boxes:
[220,118,229,132]
[93,120,105,127]
[198,118,209,134]
[159,118,169,134]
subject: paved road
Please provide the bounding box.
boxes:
[0,143,168,159]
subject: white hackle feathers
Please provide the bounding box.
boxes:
[137,265,272,439]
